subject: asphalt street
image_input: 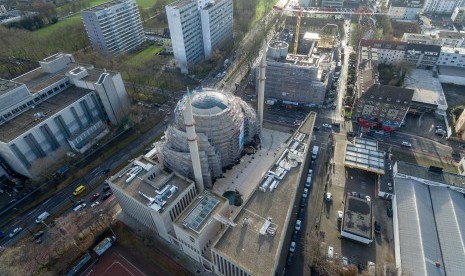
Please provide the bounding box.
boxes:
[0,121,167,247]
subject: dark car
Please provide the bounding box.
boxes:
[32,230,44,241]
[102,192,113,201]
[0,231,4,239]
[286,253,294,266]
[90,192,100,202]
[374,221,381,234]
[313,126,320,131]
[347,131,355,138]
[452,151,461,159]
[102,185,111,192]
[387,207,393,218]
[291,230,299,242]
[72,199,85,208]
[297,208,305,220]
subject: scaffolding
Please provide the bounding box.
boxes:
[157,90,259,187]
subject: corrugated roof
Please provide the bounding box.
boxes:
[395,174,465,276]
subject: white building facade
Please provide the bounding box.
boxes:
[423,0,465,14]
[200,0,233,60]
[0,53,130,178]
[81,0,145,56]
[166,0,233,73]
[436,47,465,67]
[451,6,465,23]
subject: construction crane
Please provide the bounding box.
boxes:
[293,8,302,56]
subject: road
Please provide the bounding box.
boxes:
[0,121,167,247]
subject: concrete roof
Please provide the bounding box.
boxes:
[213,112,316,275]
[404,69,447,109]
[437,65,465,77]
[395,176,465,276]
[82,0,131,12]
[110,156,193,213]
[0,86,92,143]
[342,196,373,240]
[0,79,22,96]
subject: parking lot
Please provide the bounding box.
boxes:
[318,134,395,271]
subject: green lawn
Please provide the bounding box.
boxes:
[33,15,82,36]
[127,45,163,66]
[136,0,156,8]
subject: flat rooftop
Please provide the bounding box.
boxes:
[342,196,373,240]
[168,0,194,9]
[0,79,22,96]
[437,65,465,77]
[396,161,465,189]
[213,112,316,275]
[404,69,447,109]
[175,192,227,237]
[111,156,193,213]
[0,86,92,143]
[82,0,130,12]
[13,61,116,93]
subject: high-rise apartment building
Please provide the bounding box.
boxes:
[81,0,145,56]
[423,0,465,14]
[166,0,233,73]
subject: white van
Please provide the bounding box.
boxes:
[35,212,50,224]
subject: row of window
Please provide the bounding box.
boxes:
[179,237,200,254]
[214,253,250,276]
[168,187,197,222]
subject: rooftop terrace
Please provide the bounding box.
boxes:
[213,112,316,275]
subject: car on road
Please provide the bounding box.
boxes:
[73,203,87,212]
[102,192,113,201]
[374,221,381,234]
[435,129,447,136]
[286,252,294,266]
[289,241,296,253]
[295,220,302,231]
[325,192,333,202]
[90,192,100,202]
[73,185,86,196]
[401,141,412,148]
[322,123,332,129]
[337,211,343,222]
[9,227,22,238]
[387,207,393,218]
[302,188,309,198]
[73,199,85,208]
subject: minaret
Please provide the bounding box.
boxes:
[258,40,266,130]
[183,89,204,192]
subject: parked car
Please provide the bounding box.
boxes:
[325,192,333,202]
[322,123,332,129]
[374,221,381,234]
[302,188,309,198]
[452,151,461,159]
[73,203,87,212]
[435,129,446,136]
[295,220,302,231]
[102,185,111,192]
[102,192,113,201]
[32,230,44,241]
[337,211,343,222]
[9,227,22,238]
[73,199,85,208]
[91,201,100,208]
[313,126,320,131]
[286,253,294,266]
[292,230,299,242]
[387,207,393,218]
[327,246,334,258]
[0,231,4,239]
[90,192,100,202]
[401,141,412,148]
[289,241,296,253]
[297,208,305,220]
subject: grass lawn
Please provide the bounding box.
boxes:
[33,15,82,36]
[127,45,163,66]
[136,0,156,9]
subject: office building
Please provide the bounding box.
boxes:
[166,0,233,73]
[451,6,465,23]
[0,53,130,178]
[423,0,465,14]
[81,0,145,56]
[388,0,424,20]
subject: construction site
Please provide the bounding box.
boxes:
[256,8,345,106]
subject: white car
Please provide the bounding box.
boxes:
[327,246,334,258]
[302,188,309,198]
[365,196,371,201]
[322,124,332,128]
[308,169,313,175]
[289,241,296,253]
[295,220,302,231]
[401,141,412,148]
[337,211,343,222]
[9,227,23,238]
[73,203,87,212]
[325,192,333,201]
[90,201,100,208]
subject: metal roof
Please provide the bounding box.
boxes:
[395,177,465,276]
[344,138,385,174]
